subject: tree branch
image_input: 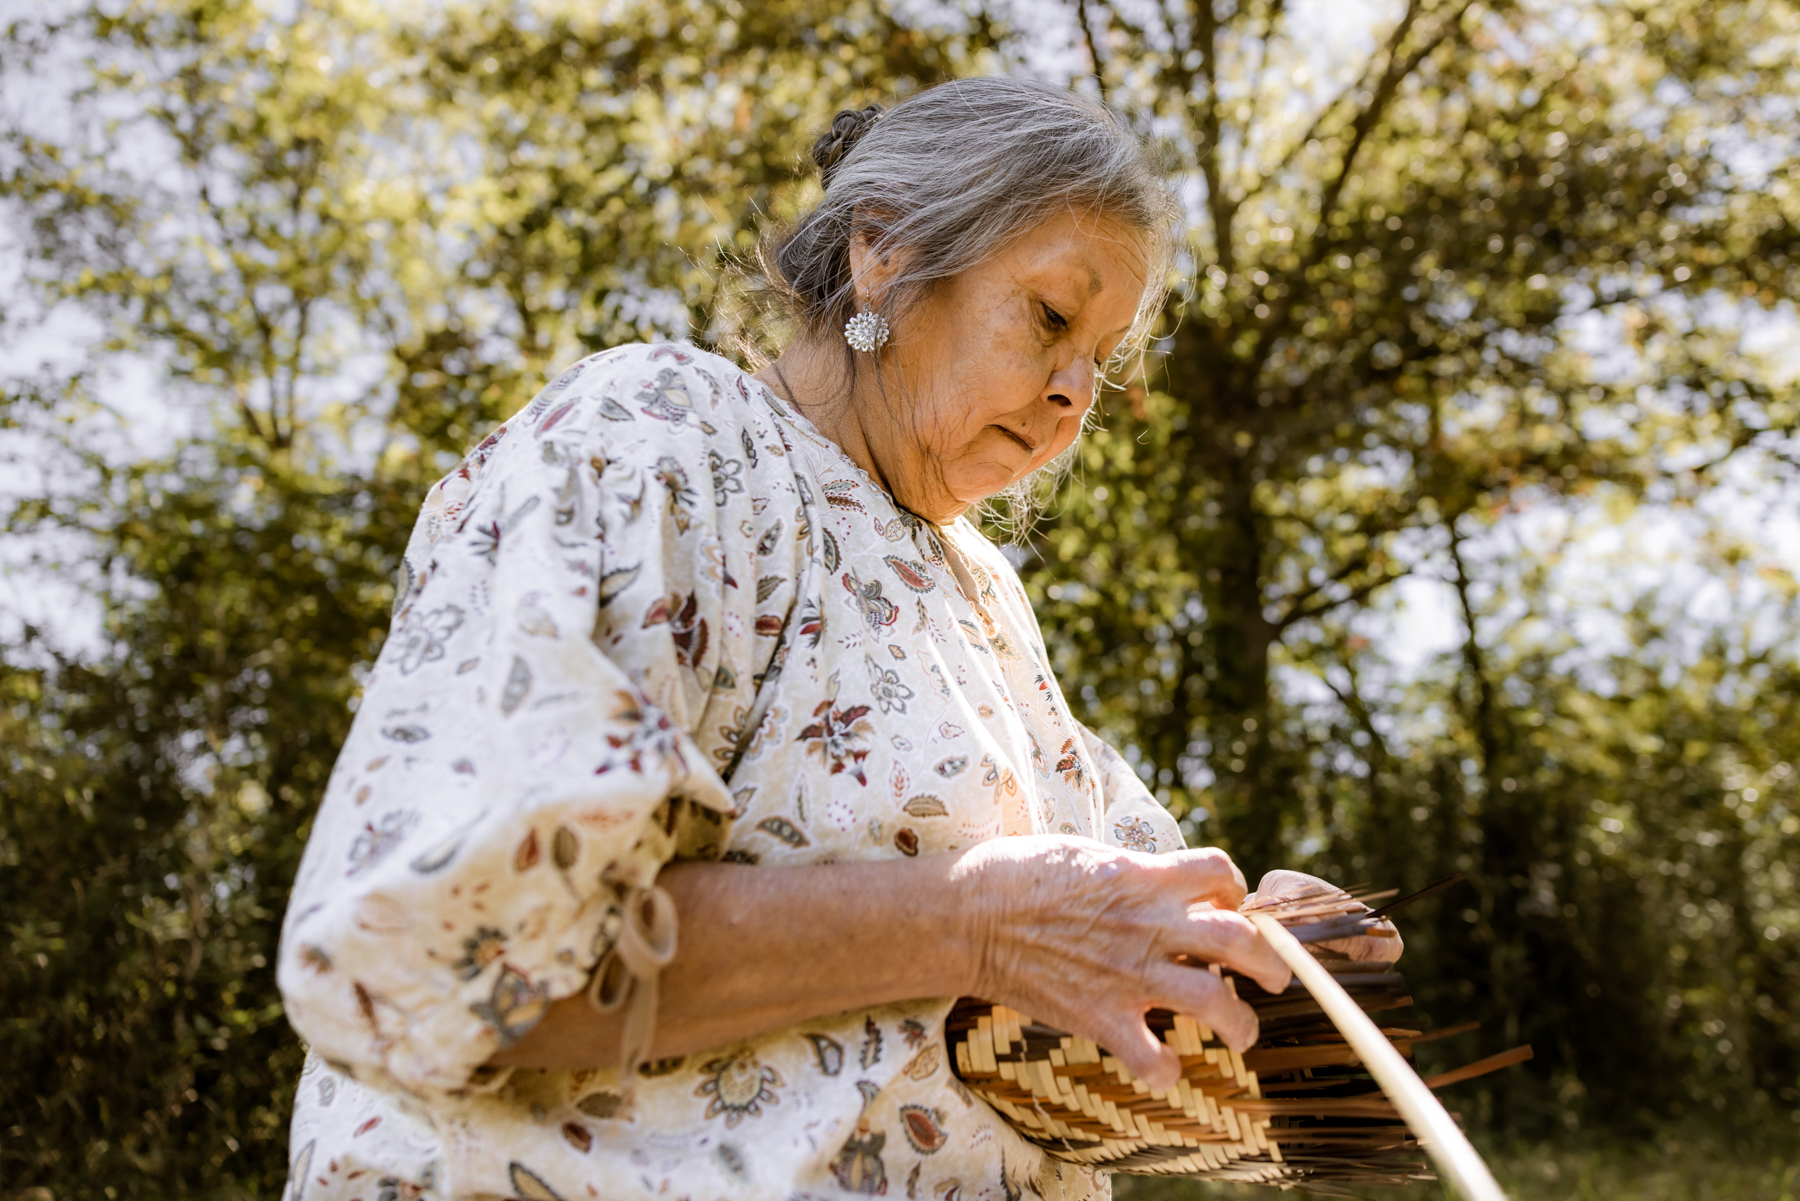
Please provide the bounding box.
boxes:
[1317,656,1392,768]
[1277,564,1410,631]
[1445,514,1499,774]
[1244,53,1381,197]
[1193,0,1236,277]
[1309,0,1434,235]
[1259,0,1477,351]
[1239,0,1289,160]
[1076,0,1106,82]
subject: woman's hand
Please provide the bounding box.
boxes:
[954,835,1292,1092]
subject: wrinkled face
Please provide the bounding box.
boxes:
[854,210,1150,521]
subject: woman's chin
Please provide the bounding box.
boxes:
[946,469,1025,509]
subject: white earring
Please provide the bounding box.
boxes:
[843,310,890,354]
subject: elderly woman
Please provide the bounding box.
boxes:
[278,76,1389,1201]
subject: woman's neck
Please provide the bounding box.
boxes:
[751,338,965,526]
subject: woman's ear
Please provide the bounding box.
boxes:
[846,205,902,311]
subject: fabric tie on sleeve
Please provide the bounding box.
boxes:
[588,883,679,1077]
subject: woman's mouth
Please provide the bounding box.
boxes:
[995,427,1037,454]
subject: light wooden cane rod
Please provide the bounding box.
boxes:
[1248,912,1510,1201]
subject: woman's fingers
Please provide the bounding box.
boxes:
[1092,1011,1184,1091]
[1087,965,1262,1088]
[1175,908,1292,996]
[1245,867,1339,906]
[1146,960,1262,1052]
[1245,867,1407,963]
[1155,846,1248,909]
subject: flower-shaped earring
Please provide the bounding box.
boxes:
[843,310,890,354]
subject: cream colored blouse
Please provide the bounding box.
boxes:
[277,343,1183,1201]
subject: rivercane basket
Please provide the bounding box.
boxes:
[946,880,1532,1192]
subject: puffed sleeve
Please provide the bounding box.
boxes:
[1079,722,1186,855]
[277,344,805,1098]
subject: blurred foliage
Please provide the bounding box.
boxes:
[1026,0,1800,1147]
[1,0,1798,1195]
[0,459,394,1194]
[0,0,979,1192]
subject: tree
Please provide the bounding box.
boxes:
[3,0,1797,1191]
[0,0,980,1191]
[1022,0,1800,1130]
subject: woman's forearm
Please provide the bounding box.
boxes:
[488,854,983,1071]
[490,836,1292,1088]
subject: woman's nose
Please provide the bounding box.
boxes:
[1044,357,1095,411]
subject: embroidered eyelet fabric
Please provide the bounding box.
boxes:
[277,343,1184,1201]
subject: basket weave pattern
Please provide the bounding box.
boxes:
[945,890,1493,1189]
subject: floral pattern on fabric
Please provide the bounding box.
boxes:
[279,343,1184,1201]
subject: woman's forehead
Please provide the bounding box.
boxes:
[1008,213,1147,287]
[993,213,1149,320]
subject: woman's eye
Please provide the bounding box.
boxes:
[1042,304,1069,332]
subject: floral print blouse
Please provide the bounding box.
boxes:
[277,343,1184,1201]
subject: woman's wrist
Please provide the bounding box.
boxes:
[944,847,1003,1001]
[947,840,1042,1004]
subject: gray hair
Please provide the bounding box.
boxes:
[746,75,1180,533]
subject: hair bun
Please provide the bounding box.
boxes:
[811,105,883,189]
